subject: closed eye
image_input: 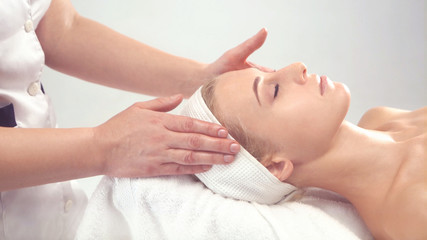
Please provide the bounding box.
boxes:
[274,84,279,98]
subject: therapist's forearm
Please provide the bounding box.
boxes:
[36,0,207,98]
[0,127,103,191]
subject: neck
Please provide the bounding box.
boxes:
[289,121,402,208]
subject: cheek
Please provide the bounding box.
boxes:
[271,103,342,160]
[283,120,333,159]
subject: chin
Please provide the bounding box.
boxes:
[331,82,351,125]
[336,82,351,110]
[342,83,351,98]
[335,81,351,96]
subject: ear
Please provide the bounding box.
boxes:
[266,157,294,182]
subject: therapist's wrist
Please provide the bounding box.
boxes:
[90,126,109,176]
[179,62,209,98]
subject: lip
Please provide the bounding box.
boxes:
[320,75,328,96]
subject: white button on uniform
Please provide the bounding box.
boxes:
[64,200,73,213]
[27,81,40,96]
[24,20,34,32]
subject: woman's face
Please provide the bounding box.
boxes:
[213,62,350,162]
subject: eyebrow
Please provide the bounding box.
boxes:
[253,76,261,106]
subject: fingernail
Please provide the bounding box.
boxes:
[218,129,228,138]
[224,155,234,163]
[230,143,240,153]
[203,165,212,171]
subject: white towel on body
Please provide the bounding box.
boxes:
[76,175,373,240]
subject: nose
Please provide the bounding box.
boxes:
[290,62,308,85]
[266,62,308,85]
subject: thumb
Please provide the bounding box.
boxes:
[247,61,276,73]
[137,94,183,112]
[232,28,268,61]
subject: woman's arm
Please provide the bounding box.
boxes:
[36,0,270,98]
[36,0,205,97]
[0,96,239,191]
[0,126,101,191]
[4,0,266,192]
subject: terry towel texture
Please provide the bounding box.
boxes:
[181,87,296,204]
[76,88,373,239]
[76,176,373,240]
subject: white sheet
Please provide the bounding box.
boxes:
[76,176,373,240]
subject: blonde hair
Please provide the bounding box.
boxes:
[201,79,274,167]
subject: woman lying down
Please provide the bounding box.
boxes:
[76,63,426,240]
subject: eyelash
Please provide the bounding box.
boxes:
[274,84,279,98]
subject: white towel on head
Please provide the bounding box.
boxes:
[181,87,296,204]
[76,176,373,240]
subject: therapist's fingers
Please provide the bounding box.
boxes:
[166,149,236,166]
[166,132,240,155]
[159,163,213,175]
[96,96,241,178]
[232,29,275,72]
[139,96,232,140]
[208,28,274,77]
[134,94,184,112]
[247,61,276,73]
[163,114,230,139]
[230,28,268,62]
[219,28,268,69]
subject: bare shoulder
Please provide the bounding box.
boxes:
[357,107,408,129]
[357,106,427,130]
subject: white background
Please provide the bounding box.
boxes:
[42,0,426,197]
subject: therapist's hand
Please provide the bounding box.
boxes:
[204,28,275,79]
[94,95,239,178]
